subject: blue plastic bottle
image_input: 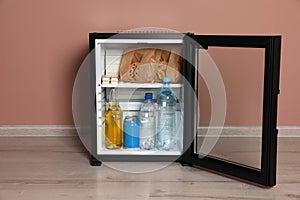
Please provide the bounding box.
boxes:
[139,93,155,150]
[156,77,177,150]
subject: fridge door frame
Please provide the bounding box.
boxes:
[181,35,281,186]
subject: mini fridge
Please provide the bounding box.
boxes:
[88,32,281,186]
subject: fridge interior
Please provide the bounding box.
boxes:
[95,39,185,156]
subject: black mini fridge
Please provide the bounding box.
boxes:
[88,32,281,186]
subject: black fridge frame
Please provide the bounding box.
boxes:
[88,33,281,186]
[181,35,281,187]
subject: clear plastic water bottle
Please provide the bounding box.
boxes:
[156,77,177,151]
[139,93,155,150]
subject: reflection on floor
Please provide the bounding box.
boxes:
[197,136,262,170]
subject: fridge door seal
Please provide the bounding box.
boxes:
[181,35,281,186]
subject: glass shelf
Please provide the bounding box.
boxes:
[99,82,182,88]
[98,149,182,156]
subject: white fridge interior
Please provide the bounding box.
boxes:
[95,38,185,156]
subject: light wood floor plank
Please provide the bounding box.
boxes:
[0,136,299,199]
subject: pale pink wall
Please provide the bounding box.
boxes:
[199,47,265,126]
[0,0,299,125]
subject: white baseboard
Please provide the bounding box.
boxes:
[198,126,300,137]
[0,125,77,136]
[0,125,299,137]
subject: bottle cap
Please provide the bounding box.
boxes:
[163,77,171,83]
[145,92,153,100]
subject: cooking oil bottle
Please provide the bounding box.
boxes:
[105,89,123,149]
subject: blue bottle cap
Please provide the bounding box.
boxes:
[145,93,153,100]
[163,77,171,83]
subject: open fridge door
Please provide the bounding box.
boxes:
[181,35,281,186]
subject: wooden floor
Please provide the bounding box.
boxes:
[0,136,299,200]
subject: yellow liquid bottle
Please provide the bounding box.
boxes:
[105,89,123,149]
